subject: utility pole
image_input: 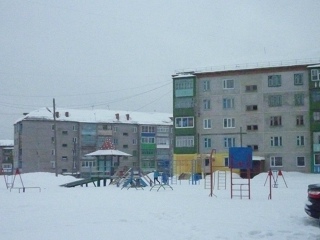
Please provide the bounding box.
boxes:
[240,127,243,147]
[53,98,58,177]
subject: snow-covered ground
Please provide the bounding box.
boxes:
[0,171,319,239]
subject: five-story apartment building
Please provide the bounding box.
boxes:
[172,61,320,173]
[14,108,173,175]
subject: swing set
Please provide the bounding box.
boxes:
[1,168,41,193]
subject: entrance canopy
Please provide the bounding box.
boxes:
[252,156,265,161]
[85,149,132,157]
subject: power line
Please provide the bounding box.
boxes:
[0,81,172,111]
[134,90,171,111]
[61,82,172,108]
[0,80,172,98]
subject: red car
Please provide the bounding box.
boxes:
[305,184,320,224]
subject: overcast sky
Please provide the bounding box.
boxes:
[1,0,320,139]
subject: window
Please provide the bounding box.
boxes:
[81,161,96,168]
[224,137,235,148]
[175,117,194,128]
[62,156,68,161]
[270,156,282,167]
[51,125,55,131]
[157,126,169,133]
[176,136,194,147]
[204,138,212,148]
[157,137,169,146]
[113,126,118,132]
[297,136,305,146]
[133,127,137,133]
[51,137,55,143]
[2,164,12,171]
[73,125,78,131]
[270,116,282,126]
[62,130,68,135]
[62,144,68,147]
[223,118,235,128]
[224,157,229,167]
[141,137,155,144]
[51,149,55,155]
[175,97,194,108]
[294,93,304,106]
[313,112,320,122]
[123,145,128,148]
[203,119,212,129]
[271,136,282,147]
[203,99,211,110]
[247,145,258,151]
[203,80,210,91]
[50,161,56,169]
[123,133,128,136]
[296,115,304,126]
[132,150,137,157]
[223,79,234,89]
[175,78,193,90]
[73,137,77,143]
[247,125,258,131]
[142,126,155,133]
[113,139,118,145]
[246,105,258,111]
[132,139,137,145]
[311,91,320,102]
[314,154,320,165]
[297,157,305,167]
[268,95,282,107]
[205,158,209,166]
[245,85,257,92]
[102,124,108,130]
[294,73,303,85]
[175,78,194,97]
[223,98,235,109]
[268,75,281,87]
[311,69,320,81]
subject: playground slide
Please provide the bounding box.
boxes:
[60,178,95,188]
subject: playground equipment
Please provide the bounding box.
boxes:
[217,170,227,190]
[208,149,217,197]
[113,168,150,190]
[189,173,201,185]
[1,168,41,193]
[150,171,173,191]
[60,178,99,188]
[264,169,288,188]
[1,164,13,189]
[173,158,202,185]
[229,147,252,199]
[264,169,288,199]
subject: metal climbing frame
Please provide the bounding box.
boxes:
[217,170,227,190]
[230,168,250,199]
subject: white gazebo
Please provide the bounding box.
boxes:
[84,149,132,180]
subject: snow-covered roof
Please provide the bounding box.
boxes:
[175,59,320,75]
[0,140,14,147]
[85,149,132,157]
[172,73,195,79]
[307,64,320,68]
[15,108,173,126]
